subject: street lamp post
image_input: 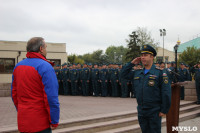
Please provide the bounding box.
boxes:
[174,44,179,73]
[160,29,166,62]
[174,40,181,73]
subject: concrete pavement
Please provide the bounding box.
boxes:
[0,96,200,132]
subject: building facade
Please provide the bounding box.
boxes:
[0,40,68,84]
[156,47,178,63]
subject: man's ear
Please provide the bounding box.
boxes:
[150,54,154,59]
[40,46,43,53]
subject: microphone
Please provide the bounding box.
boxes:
[167,68,180,76]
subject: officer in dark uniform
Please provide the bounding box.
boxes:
[80,63,90,96]
[121,44,171,133]
[119,65,130,98]
[91,63,100,96]
[110,63,120,97]
[185,64,192,81]
[61,63,70,95]
[88,63,93,96]
[55,64,63,95]
[128,64,137,98]
[166,62,171,69]
[67,64,72,95]
[77,63,82,95]
[155,62,160,68]
[178,62,190,100]
[107,63,112,97]
[159,62,165,70]
[191,62,200,104]
[69,63,79,96]
[99,63,109,97]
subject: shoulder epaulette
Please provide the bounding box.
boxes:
[155,66,161,70]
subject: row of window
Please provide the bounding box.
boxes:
[0,58,61,74]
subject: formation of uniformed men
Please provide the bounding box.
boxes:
[54,57,199,102]
[54,62,141,98]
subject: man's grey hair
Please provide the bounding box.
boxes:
[26,37,45,52]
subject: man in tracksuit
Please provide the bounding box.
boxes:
[11,37,60,133]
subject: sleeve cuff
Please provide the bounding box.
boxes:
[51,123,59,127]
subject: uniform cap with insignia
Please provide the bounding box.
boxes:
[171,61,175,64]
[160,62,165,65]
[141,44,157,56]
[62,63,67,66]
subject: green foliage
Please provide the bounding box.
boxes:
[179,46,200,66]
[125,27,158,62]
[68,54,84,64]
[105,45,128,63]
[79,50,105,64]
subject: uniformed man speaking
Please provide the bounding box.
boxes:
[121,44,171,133]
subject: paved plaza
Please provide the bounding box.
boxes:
[0,96,137,130]
[0,96,200,132]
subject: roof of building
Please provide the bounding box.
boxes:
[178,37,200,53]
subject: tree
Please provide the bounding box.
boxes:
[125,27,158,62]
[68,54,84,64]
[79,50,106,64]
[91,50,104,63]
[179,46,200,66]
[105,45,128,64]
[136,27,158,48]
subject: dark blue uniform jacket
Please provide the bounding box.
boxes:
[121,63,171,114]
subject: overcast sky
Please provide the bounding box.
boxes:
[0,0,200,55]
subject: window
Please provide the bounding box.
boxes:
[48,59,61,66]
[0,58,15,74]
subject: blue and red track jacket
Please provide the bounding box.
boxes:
[11,52,60,132]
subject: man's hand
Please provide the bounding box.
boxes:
[50,125,57,130]
[131,57,141,65]
[159,112,165,117]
